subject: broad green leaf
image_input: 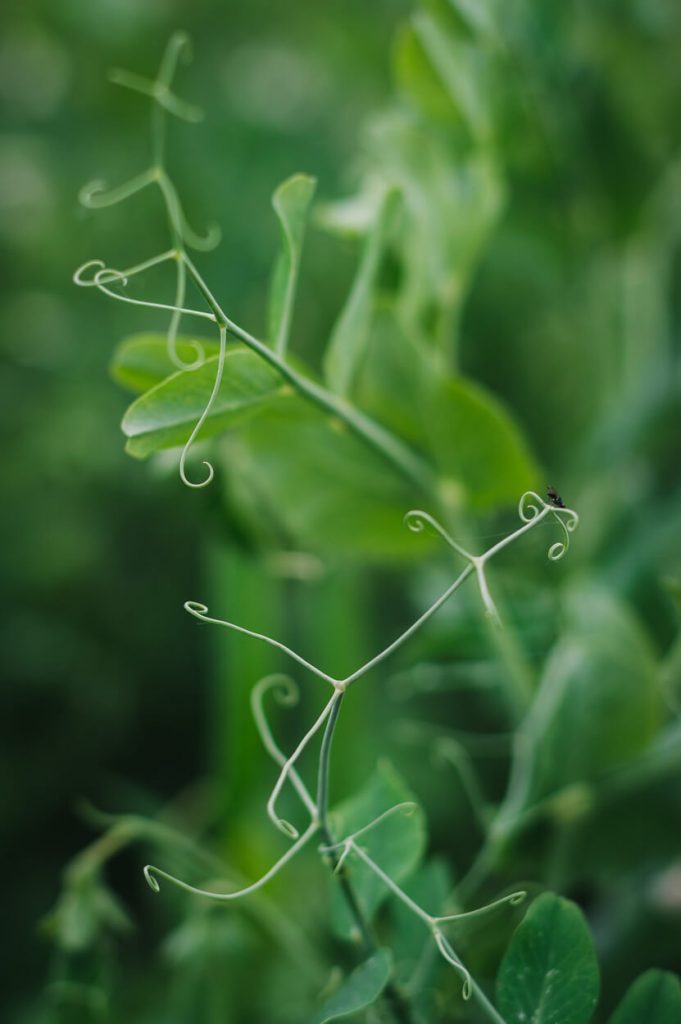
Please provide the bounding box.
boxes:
[323,189,398,397]
[229,395,429,560]
[393,24,455,123]
[497,893,600,1024]
[503,585,661,814]
[121,347,284,458]
[609,970,681,1024]
[110,333,219,393]
[311,949,393,1024]
[268,173,317,356]
[423,374,539,510]
[329,761,426,938]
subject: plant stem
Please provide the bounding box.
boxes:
[316,692,418,1024]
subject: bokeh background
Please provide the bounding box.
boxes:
[2,0,680,1021]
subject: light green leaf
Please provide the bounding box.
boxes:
[324,189,398,397]
[329,761,426,937]
[230,395,428,560]
[268,173,317,356]
[423,374,539,510]
[311,949,393,1023]
[609,970,681,1024]
[122,347,284,458]
[110,333,218,393]
[497,893,600,1024]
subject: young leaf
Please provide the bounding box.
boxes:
[608,970,681,1024]
[121,348,283,457]
[497,892,600,1024]
[110,333,218,393]
[329,761,426,938]
[311,949,393,1024]
[423,373,539,510]
[323,189,397,397]
[268,173,317,356]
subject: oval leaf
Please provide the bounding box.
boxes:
[121,347,283,458]
[110,333,219,393]
[312,949,393,1024]
[497,893,600,1024]
[609,970,681,1024]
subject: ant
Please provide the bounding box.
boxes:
[547,485,565,509]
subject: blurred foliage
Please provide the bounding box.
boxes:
[2,0,680,1021]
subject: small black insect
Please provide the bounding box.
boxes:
[547,485,565,509]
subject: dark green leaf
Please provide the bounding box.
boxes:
[121,347,284,458]
[609,970,681,1024]
[497,893,600,1024]
[110,333,219,393]
[329,761,426,937]
[311,949,393,1023]
[268,173,317,356]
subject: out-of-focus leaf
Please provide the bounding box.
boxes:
[121,348,284,458]
[365,112,505,347]
[329,761,426,938]
[323,189,398,397]
[497,893,600,1024]
[229,395,428,560]
[505,585,661,811]
[268,173,317,356]
[608,969,681,1024]
[110,333,219,393]
[423,374,539,510]
[393,24,455,123]
[42,874,131,953]
[311,949,393,1023]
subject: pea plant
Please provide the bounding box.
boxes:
[57,9,681,1024]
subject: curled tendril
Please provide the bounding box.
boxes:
[108,68,204,123]
[78,168,157,209]
[143,821,317,902]
[432,931,472,999]
[548,507,580,561]
[181,214,222,252]
[178,322,226,488]
[322,802,418,857]
[404,509,472,561]
[251,676,317,821]
[434,889,526,926]
[518,490,546,523]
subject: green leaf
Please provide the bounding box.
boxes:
[609,970,681,1024]
[311,949,393,1023]
[268,173,317,356]
[110,333,219,393]
[229,395,428,560]
[497,893,600,1024]
[329,761,426,937]
[504,585,661,813]
[364,111,504,346]
[323,189,398,397]
[121,347,284,458]
[423,373,539,510]
[390,859,451,987]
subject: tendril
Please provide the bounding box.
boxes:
[547,507,580,561]
[433,889,526,925]
[321,802,417,855]
[251,676,317,820]
[404,509,473,561]
[144,821,317,902]
[432,930,472,999]
[109,68,204,123]
[178,322,226,487]
[79,168,157,209]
